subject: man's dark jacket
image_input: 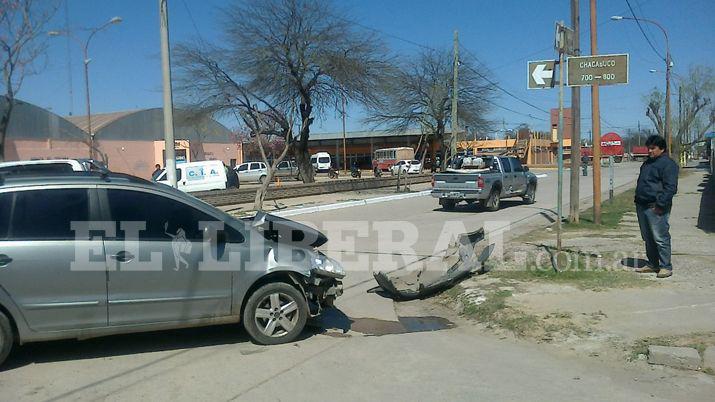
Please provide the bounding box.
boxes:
[634,154,679,210]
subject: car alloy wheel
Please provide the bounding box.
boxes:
[254,292,301,338]
[243,282,308,345]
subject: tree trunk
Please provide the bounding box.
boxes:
[0,97,14,163]
[294,99,316,183]
[253,167,275,210]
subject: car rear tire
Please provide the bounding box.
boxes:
[243,282,308,345]
[482,189,500,212]
[0,311,14,367]
[523,183,536,204]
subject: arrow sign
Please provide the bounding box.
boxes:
[532,63,553,85]
[528,60,556,89]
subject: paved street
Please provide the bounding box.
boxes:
[6,162,712,401]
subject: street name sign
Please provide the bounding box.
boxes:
[527,60,556,89]
[566,53,629,87]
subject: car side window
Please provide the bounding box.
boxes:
[510,158,524,172]
[107,189,217,241]
[0,193,11,240]
[9,188,89,240]
[250,163,260,170]
[499,157,512,173]
[278,161,287,169]
[237,164,248,172]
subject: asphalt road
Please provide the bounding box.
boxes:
[4,162,712,401]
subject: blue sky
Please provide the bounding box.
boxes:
[18,0,715,137]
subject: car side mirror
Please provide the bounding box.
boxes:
[523,166,529,172]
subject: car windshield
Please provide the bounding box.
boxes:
[318,157,330,163]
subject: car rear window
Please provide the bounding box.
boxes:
[0,163,75,175]
[318,157,330,163]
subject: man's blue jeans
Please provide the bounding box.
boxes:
[636,204,673,270]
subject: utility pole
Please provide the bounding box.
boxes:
[451,30,459,162]
[342,93,347,173]
[159,0,177,188]
[556,22,566,251]
[590,0,602,224]
[637,120,641,146]
[569,0,581,223]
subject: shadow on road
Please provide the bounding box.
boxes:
[697,172,714,233]
[621,257,650,268]
[431,199,526,213]
[1,322,322,372]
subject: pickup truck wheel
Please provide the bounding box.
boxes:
[483,189,500,211]
[523,183,536,204]
[0,311,13,367]
[243,282,308,345]
[441,199,456,211]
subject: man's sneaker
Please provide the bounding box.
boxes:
[656,269,673,278]
[635,266,657,273]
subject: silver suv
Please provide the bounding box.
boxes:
[0,172,344,366]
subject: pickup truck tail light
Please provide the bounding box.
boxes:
[476,176,484,189]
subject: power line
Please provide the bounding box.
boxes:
[624,0,665,61]
[483,99,548,121]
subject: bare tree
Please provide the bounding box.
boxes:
[366,49,493,170]
[218,0,389,183]
[175,44,296,210]
[0,0,57,161]
[645,65,715,159]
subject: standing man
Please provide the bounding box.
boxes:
[151,164,162,181]
[634,135,679,278]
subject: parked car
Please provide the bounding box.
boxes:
[275,160,300,180]
[154,160,228,192]
[390,160,421,175]
[0,158,106,175]
[431,156,537,211]
[235,161,268,183]
[310,152,332,173]
[0,172,345,366]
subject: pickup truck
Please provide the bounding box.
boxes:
[431,155,537,211]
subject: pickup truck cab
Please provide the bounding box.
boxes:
[431,156,537,211]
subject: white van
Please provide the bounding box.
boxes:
[155,160,227,192]
[310,152,332,172]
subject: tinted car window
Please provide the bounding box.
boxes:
[318,157,330,163]
[278,161,288,169]
[107,189,217,241]
[237,164,248,172]
[499,157,512,172]
[510,158,524,172]
[10,188,89,240]
[0,193,11,240]
[250,163,261,170]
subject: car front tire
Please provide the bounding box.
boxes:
[0,311,14,367]
[243,282,309,345]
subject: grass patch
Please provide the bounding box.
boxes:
[492,253,651,291]
[564,188,636,230]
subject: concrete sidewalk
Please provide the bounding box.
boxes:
[450,163,715,373]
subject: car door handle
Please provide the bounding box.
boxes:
[111,251,135,263]
[0,254,12,267]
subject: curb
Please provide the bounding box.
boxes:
[274,190,432,217]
